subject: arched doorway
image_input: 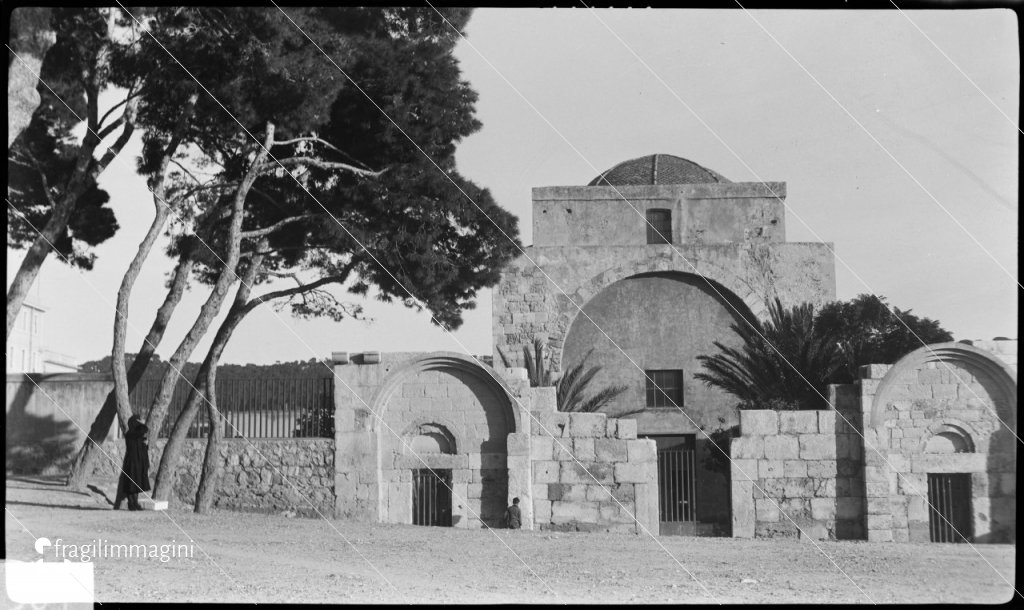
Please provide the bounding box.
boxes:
[371,354,518,528]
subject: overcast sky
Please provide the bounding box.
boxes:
[9,8,1019,367]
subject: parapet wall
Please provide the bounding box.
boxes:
[527,387,659,534]
[730,393,864,540]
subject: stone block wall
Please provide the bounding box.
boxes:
[528,397,659,534]
[859,344,1016,543]
[730,401,864,541]
[100,439,335,517]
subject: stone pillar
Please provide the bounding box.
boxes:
[859,365,894,542]
[507,432,533,529]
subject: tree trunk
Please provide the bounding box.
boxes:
[151,370,209,503]
[7,82,136,339]
[110,202,170,429]
[152,300,251,503]
[192,244,266,512]
[65,255,194,488]
[143,123,274,437]
[194,358,223,514]
[6,199,77,338]
[111,92,197,433]
[8,8,54,147]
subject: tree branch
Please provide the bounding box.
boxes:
[273,136,368,168]
[244,262,358,312]
[257,157,386,178]
[240,214,316,239]
[88,96,139,181]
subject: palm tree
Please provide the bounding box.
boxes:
[556,349,633,414]
[498,339,632,414]
[693,298,842,410]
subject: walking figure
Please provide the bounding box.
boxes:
[504,497,522,529]
[114,415,150,511]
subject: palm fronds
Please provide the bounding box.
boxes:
[694,298,841,410]
[556,348,631,414]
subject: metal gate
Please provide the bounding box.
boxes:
[654,436,697,535]
[927,473,972,543]
[413,469,452,527]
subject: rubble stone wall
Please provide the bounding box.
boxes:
[100,438,335,517]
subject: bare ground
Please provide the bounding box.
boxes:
[4,476,1016,604]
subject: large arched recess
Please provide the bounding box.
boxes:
[368,352,520,438]
[559,270,757,427]
[367,352,520,528]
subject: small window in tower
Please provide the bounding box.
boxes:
[646,369,683,408]
[646,209,672,244]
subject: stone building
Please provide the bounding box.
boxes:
[730,339,1017,543]
[491,154,836,533]
[331,351,660,533]
[14,152,1009,542]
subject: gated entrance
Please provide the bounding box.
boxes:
[927,473,972,543]
[646,435,697,535]
[413,469,452,527]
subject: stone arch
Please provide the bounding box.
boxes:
[368,351,520,434]
[866,342,1017,543]
[403,420,459,455]
[369,352,520,528]
[921,422,976,454]
[870,342,1017,430]
[551,254,763,368]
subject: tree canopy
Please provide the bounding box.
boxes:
[815,294,954,384]
[694,295,955,410]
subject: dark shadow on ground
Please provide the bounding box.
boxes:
[87,484,115,506]
[6,500,110,511]
[6,474,69,486]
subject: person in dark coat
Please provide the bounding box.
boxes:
[114,415,150,511]
[504,497,522,529]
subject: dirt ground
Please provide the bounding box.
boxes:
[4,476,1016,604]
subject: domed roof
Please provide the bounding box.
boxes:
[588,154,730,186]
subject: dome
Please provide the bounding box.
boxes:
[588,154,730,186]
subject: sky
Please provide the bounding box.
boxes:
[8,8,1019,367]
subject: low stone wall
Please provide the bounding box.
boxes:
[529,397,659,534]
[731,401,864,540]
[99,438,335,517]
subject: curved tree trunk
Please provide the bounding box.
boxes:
[193,353,224,514]
[110,202,170,428]
[193,245,266,513]
[66,255,194,488]
[143,123,274,438]
[111,92,197,431]
[153,267,260,504]
[8,8,55,147]
[7,71,136,339]
[151,367,210,503]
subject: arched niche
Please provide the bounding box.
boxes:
[559,270,756,423]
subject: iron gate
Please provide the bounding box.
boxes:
[927,473,972,543]
[413,469,452,527]
[654,435,697,535]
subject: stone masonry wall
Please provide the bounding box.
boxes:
[99,439,335,517]
[493,242,836,373]
[859,347,1016,543]
[528,388,659,534]
[731,401,864,541]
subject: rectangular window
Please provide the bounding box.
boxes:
[646,209,672,244]
[646,370,683,408]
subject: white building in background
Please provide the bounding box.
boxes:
[5,253,79,373]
